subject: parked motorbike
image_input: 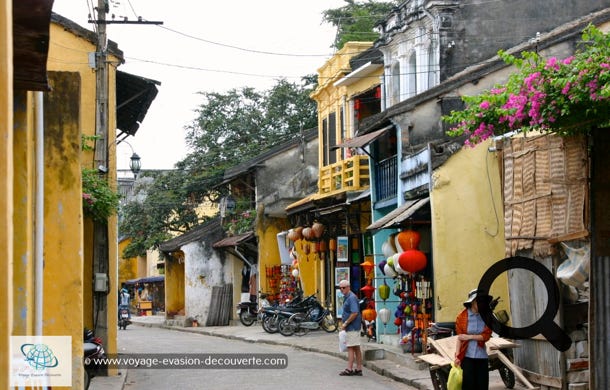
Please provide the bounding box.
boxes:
[237,292,271,326]
[83,328,107,389]
[259,292,311,334]
[118,306,131,330]
[278,296,337,336]
[426,296,515,390]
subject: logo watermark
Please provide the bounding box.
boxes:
[90,353,288,369]
[10,336,72,387]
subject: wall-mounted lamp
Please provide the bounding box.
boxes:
[129,152,141,178]
[119,139,142,179]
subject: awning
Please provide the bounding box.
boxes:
[124,275,164,285]
[116,70,161,137]
[367,197,430,230]
[212,231,255,248]
[335,125,393,149]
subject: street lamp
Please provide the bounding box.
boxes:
[129,152,141,178]
[119,139,141,179]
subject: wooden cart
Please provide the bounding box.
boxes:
[418,336,538,390]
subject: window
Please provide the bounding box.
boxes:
[392,61,401,105]
[408,52,417,98]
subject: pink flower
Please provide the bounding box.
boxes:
[545,57,559,71]
[562,56,574,65]
[479,101,491,110]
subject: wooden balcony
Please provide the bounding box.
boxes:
[318,155,370,197]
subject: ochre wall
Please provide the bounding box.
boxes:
[44,71,86,387]
[0,0,13,385]
[430,141,509,322]
[165,254,185,315]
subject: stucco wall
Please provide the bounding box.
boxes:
[183,241,232,323]
[430,141,509,322]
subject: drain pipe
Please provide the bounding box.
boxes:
[233,246,253,268]
[34,91,44,337]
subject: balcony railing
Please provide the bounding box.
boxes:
[375,155,397,202]
[318,155,370,196]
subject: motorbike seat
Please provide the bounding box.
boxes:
[84,342,99,355]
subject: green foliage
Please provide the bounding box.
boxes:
[322,0,398,49]
[82,168,121,224]
[222,199,256,236]
[180,78,316,199]
[119,170,202,258]
[444,25,610,146]
[120,78,315,255]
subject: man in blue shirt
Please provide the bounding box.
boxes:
[339,279,362,376]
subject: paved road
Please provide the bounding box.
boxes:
[118,326,415,390]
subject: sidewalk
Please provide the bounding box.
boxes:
[90,315,519,390]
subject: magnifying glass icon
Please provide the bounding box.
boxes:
[477,256,572,352]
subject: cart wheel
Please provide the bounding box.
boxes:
[429,366,448,390]
[498,363,515,389]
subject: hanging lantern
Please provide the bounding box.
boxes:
[378,259,387,275]
[294,226,303,238]
[302,227,314,240]
[360,284,375,299]
[378,308,391,325]
[328,238,337,251]
[398,249,428,273]
[383,263,397,278]
[319,240,327,252]
[382,241,396,258]
[378,280,390,301]
[362,307,377,322]
[311,222,325,238]
[291,268,299,278]
[360,259,375,276]
[396,230,421,251]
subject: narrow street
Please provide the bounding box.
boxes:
[118,326,413,390]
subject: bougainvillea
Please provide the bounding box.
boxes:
[82,168,121,224]
[444,25,610,146]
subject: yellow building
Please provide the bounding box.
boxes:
[286,42,383,309]
[2,5,158,387]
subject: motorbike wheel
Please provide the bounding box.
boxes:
[262,315,279,334]
[239,310,256,327]
[321,312,338,333]
[84,370,90,390]
[498,363,515,389]
[278,317,296,336]
[429,366,448,390]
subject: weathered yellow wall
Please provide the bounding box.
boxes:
[12,91,34,335]
[0,0,13,385]
[430,141,509,322]
[44,70,85,387]
[47,20,121,377]
[118,238,138,287]
[165,254,185,314]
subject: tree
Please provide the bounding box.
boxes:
[322,0,398,50]
[444,25,610,146]
[119,77,317,256]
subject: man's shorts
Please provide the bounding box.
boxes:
[345,330,361,347]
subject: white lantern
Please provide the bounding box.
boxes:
[292,268,299,278]
[378,308,391,325]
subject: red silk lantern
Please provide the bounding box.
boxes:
[360,284,375,299]
[398,249,427,273]
[396,230,421,251]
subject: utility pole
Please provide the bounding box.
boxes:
[95,0,108,171]
[92,0,110,359]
